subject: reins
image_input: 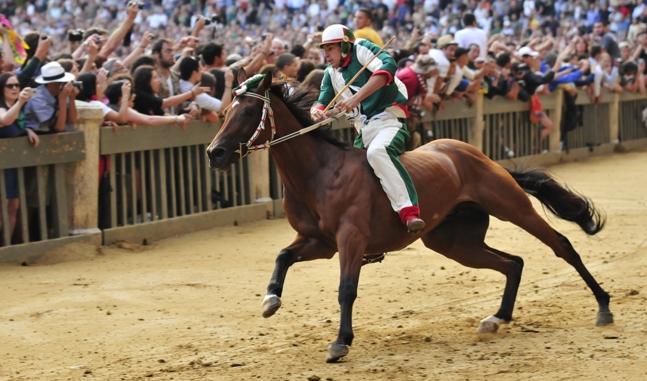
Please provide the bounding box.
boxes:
[233,90,340,159]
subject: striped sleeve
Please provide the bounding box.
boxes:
[315,68,335,108]
[354,39,396,85]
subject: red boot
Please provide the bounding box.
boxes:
[398,206,426,233]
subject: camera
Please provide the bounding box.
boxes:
[73,81,84,90]
[68,29,84,42]
[128,0,144,9]
[203,15,220,26]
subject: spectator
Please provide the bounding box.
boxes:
[177,56,232,113]
[75,71,130,124]
[0,73,37,242]
[17,33,52,88]
[593,21,620,60]
[353,9,384,47]
[455,13,488,60]
[23,61,78,133]
[296,69,324,93]
[275,53,300,83]
[151,38,180,102]
[104,79,193,128]
[201,42,226,71]
[396,55,440,148]
[132,65,204,116]
[296,59,316,82]
[428,35,460,96]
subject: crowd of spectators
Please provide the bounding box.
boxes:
[2,0,647,241]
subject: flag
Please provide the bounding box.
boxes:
[0,13,29,66]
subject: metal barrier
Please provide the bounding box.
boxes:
[0,132,84,247]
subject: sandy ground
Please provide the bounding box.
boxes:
[1,150,647,381]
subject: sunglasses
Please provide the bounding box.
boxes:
[5,83,20,89]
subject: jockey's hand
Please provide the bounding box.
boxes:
[310,106,326,121]
[334,96,360,114]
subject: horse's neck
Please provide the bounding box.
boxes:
[269,101,340,196]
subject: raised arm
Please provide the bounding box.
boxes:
[97,2,139,61]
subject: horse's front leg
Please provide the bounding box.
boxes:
[327,226,367,363]
[263,235,335,318]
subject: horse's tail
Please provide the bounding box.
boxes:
[506,168,605,235]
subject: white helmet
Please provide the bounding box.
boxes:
[320,24,355,48]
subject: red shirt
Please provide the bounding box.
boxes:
[396,66,423,99]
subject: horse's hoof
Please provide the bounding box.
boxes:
[596,310,614,326]
[477,315,507,334]
[325,342,349,363]
[261,294,281,318]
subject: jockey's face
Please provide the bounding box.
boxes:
[323,44,342,68]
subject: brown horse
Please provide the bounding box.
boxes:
[206,74,613,363]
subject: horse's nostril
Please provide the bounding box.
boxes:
[209,147,226,159]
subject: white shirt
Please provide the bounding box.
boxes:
[454,27,488,59]
[179,79,222,112]
[428,49,450,77]
[75,100,113,118]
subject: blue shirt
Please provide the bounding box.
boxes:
[23,85,57,132]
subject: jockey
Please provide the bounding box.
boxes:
[310,24,425,232]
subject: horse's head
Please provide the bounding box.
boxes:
[206,72,274,169]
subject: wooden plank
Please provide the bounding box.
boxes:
[0,232,101,265]
[148,150,158,221]
[178,147,186,216]
[428,100,477,121]
[203,146,213,211]
[139,151,148,223]
[51,163,69,238]
[102,203,272,246]
[241,158,248,205]
[169,148,177,218]
[619,92,647,102]
[187,146,195,214]
[0,171,11,245]
[100,122,220,155]
[214,170,221,209]
[35,166,48,240]
[17,168,29,243]
[109,155,117,227]
[158,149,168,219]
[120,154,127,225]
[195,145,203,213]
[130,152,137,223]
[483,98,529,114]
[229,163,235,207]
[0,132,85,170]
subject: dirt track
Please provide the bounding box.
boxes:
[1,150,647,381]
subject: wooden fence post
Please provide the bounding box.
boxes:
[469,92,485,151]
[69,105,103,236]
[549,90,563,152]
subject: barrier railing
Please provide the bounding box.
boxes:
[2,92,646,263]
[98,121,255,243]
[619,92,647,142]
[0,132,85,247]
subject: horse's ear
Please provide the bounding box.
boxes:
[255,72,273,92]
[236,67,248,86]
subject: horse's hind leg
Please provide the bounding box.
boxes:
[508,212,613,326]
[483,186,613,326]
[421,205,524,333]
[263,235,335,318]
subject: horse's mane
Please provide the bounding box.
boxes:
[268,83,350,150]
